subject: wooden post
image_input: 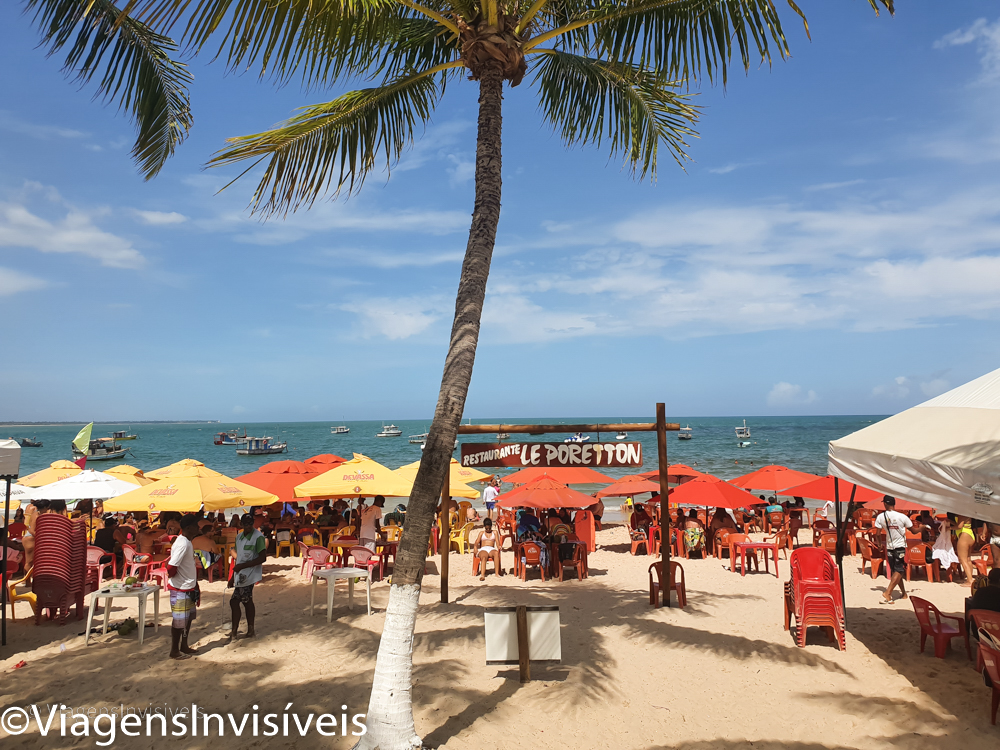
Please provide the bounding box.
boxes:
[656,403,670,607]
[440,470,450,604]
[516,604,530,683]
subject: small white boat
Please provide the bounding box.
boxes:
[678,425,693,440]
[615,431,628,440]
[110,429,138,441]
[497,431,510,441]
[330,425,350,435]
[409,431,429,444]
[735,419,751,440]
[564,433,590,443]
[237,437,288,455]
[376,423,402,437]
[738,440,752,448]
[73,438,128,461]
[421,438,459,451]
[214,428,248,446]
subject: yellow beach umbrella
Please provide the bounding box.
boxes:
[294,453,412,499]
[104,475,278,513]
[18,460,82,487]
[103,464,153,486]
[145,459,221,481]
[399,457,492,485]
[394,463,480,499]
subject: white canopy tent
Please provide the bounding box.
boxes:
[33,469,139,503]
[829,367,1000,524]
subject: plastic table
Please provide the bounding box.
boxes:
[310,567,371,621]
[85,585,160,645]
[736,542,780,578]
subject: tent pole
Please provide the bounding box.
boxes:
[440,471,450,604]
[656,403,670,607]
[834,478,846,623]
[2,477,11,647]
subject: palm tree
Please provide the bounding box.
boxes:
[24,1,893,747]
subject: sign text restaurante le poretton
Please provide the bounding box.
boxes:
[460,442,643,468]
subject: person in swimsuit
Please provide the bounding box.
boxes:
[955,516,978,586]
[136,520,170,563]
[474,518,503,581]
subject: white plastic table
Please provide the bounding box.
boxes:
[85,585,160,646]
[310,567,371,621]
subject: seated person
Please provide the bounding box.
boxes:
[135,520,170,563]
[970,569,1000,654]
[383,504,406,527]
[6,508,28,540]
[630,505,652,534]
[114,518,136,548]
[465,504,481,524]
[683,509,706,553]
[474,518,503,581]
[588,497,604,525]
[550,521,574,541]
[515,510,542,541]
[191,527,222,572]
[710,508,737,536]
[229,514,242,528]
[765,496,783,514]
[315,503,335,527]
[164,514,182,536]
[94,516,119,554]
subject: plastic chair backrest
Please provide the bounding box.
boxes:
[768,511,785,526]
[970,610,1000,641]
[910,596,937,630]
[86,546,108,565]
[521,542,542,565]
[982,641,1000,685]
[384,527,401,542]
[308,546,332,564]
[122,546,139,563]
[668,561,683,588]
[349,546,374,564]
[813,518,833,530]
[789,547,834,581]
[905,544,929,564]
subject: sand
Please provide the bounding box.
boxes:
[1,523,997,749]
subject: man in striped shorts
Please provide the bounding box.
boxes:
[166,515,201,659]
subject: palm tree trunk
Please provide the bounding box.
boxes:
[354,61,504,750]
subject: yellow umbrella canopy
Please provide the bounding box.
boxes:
[144,459,222,481]
[104,475,278,513]
[102,464,153,486]
[18,460,82,487]
[399,457,492,484]
[394,463,480,499]
[294,453,412,499]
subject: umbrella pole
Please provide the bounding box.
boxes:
[656,403,671,607]
[2,477,11,646]
[440,471,450,604]
[834,478,846,623]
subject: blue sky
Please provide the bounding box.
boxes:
[2,2,1000,422]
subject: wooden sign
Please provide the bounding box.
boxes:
[460,441,642,468]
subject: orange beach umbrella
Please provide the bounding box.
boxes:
[729,465,822,494]
[639,464,714,484]
[667,477,761,510]
[501,466,613,485]
[596,475,661,498]
[496,477,597,510]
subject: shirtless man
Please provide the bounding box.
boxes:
[136,521,170,563]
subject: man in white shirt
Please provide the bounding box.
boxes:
[166,515,201,659]
[873,496,913,604]
[482,479,500,521]
[360,496,385,551]
[229,512,268,640]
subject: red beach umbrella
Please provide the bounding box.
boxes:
[729,465,822,494]
[237,460,315,505]
[667,477,762,510]
[779,476,884,505]
[596,475,661,498]
[496,477,598,510]
[303,454,347,472]
[639,464,714,484]
[501,466,613,485]
[862,496,932,512]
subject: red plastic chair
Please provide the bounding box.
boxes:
[86,546,115,583]
[519,542,547,581]
[122,545,154,581]
[648,525,662,557]
[304,546,337,578]
[556,543,587,581]
[298,541,312,575]
[788,547,845,650]
[858,538,884,579]
[910,596,970,660]
[726,533,757,574]
[905,544,938,582]
[712,528,733,559]
[973,547,993,577]
[630,528,648,556]
[347,546,382,582]
[970,610,1000,671]
[648,561,686,608]
[980,640,1000,725]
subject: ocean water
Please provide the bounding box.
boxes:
[5,416,887,483]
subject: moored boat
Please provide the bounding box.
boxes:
[214,428,248,446]
[564,433,590,443]
[409,431,429,444]
[73,437,127,461]
[376,423,402,437]
[236,437,288,455]
[735,420,751,440]
[16,436,43,448]
[110,429,138,441]
[678,425,693,440]
[330,425,350,434]
[497,431,510,441]
[615,431,628,440]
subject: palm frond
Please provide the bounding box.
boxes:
[24,0,192,179]
[208,64,457,215]
[527,0,790,86]
[124,0,456,86]
[531,49,699,178]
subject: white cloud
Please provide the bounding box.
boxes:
[0,199,144,269]
[447,155,475,186]
[804,179,866,192]
[872,373,950,401]
[766,382,818,408]
[0,267,47,296]
[133,210,187,226]
[0,111,87,140]
[708,162,756,175]
[934,17,1000,82]
[340,297,448,339]
[873,376,910,400]
[920,378,950,398]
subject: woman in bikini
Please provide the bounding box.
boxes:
[474,518,503,581]
[955,516,978,586]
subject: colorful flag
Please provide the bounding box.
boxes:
[72,423,93,456]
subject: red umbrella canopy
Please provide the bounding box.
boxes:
[596,475,661,498]
[862,496,932,512]
[237,461,317,504]
[501,466,613,485]
[639,464,714,484]
[496,477,598,510]
[779,476,884,504]
[667,477,761,510]
[303,454,347,472]
[729,465,822,493]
